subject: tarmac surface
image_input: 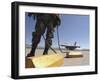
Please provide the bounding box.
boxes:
[25,47,89,67]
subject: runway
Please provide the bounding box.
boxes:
[25,47,89,67]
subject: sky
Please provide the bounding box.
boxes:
[25,13,89,49]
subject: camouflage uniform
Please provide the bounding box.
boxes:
[27,13,61,57]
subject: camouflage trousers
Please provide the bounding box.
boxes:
[29,15,55,56]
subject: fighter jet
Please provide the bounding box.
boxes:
[61,42,80,50]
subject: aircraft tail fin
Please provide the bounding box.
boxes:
[74,41,77,46]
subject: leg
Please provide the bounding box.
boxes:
[27,21,46,57]
[43,22,54,55]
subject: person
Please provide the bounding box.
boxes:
[27,13,61,57]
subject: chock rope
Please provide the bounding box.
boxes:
[42,35,57,54]
[57,26,66,53]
